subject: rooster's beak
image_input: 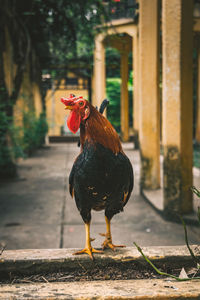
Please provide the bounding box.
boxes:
[65,106,73,110]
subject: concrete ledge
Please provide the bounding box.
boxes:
[0,246,199,277]
[0,246,200,299]
[1,278,200,299]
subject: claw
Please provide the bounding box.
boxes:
[76,222,102,260]
[102,240,126,251]
[73,247,103,260]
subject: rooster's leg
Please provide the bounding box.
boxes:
[100,216,125,251]
[73,222,103,260]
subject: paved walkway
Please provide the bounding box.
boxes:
[0,143,199,251]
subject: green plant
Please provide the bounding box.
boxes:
[106,78,121,132]
[134,186,200,281]
[106,76,133,133]
[192,187,200,222]
[0,110,17,178]
[22,111,48,156]
[0,110,48,179]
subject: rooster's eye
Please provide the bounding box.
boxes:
[79,101,84,107]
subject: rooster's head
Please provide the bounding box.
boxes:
[61,94,90,134]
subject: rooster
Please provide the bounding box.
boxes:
[61,94,133,260]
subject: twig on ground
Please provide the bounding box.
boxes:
[19,279,34,284]
[41,276,49,283]
[76,260,89,275]
[133,242,200,281]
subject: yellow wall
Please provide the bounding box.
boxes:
[3,26,43,128]
[13,66,43,128]
[3,27,15,96]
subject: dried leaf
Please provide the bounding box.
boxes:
[179,267,188,279]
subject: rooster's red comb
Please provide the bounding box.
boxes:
[61,94,83,106]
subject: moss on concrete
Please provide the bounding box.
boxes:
[163,146,182,218]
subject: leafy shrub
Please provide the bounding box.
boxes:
[0,110,48,178]
[22,111,48,156]
[0,110,17,178]
[106,76,133,133]
[106,78,121,132]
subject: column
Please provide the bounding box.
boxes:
[133,31,140,148]
[139,0,160,189]
[120,51,129,142]
[196,43,200,143]
[133,32,139,132]
[162,0,193,215]
[92,34,106,110]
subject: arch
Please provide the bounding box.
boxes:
[92,20,139,141]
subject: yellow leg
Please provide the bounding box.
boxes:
[73,222,103,260]
[100,216,125,251]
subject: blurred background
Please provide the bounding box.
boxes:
[0,0,199,250]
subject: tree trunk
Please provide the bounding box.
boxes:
[0,1,30,178]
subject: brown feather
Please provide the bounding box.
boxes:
[80,103,122,154]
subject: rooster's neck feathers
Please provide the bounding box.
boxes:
[80,105,122,154]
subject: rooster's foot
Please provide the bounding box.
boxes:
[73,247,103,260]
[99,233,125,251]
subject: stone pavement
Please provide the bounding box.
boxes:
[0,142,199,251]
